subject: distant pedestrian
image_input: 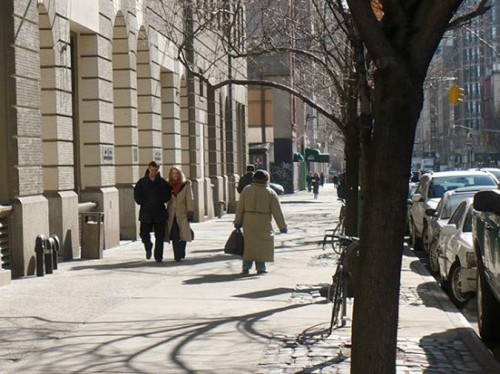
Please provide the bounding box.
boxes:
[306,171,313,192]
[320,172,325,186]
[234,170,287,275]
[312,172,321,199]
[337,172,346,200]
[165,166,195,262]
[237,164,255,193]
[332,174,339,185]
[134,161,172,262]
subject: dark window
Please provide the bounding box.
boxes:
[463,206,473,232]
[449,202,466,226]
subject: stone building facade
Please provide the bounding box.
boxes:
[0,0,247,280]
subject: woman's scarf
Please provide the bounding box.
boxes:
[172,182,182,196]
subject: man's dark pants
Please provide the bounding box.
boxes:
[140,221,166,261]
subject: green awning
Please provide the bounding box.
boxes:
[305,148,320,161]
[305,148,330,163]
[293,152,304,162]
[317,154,330,163]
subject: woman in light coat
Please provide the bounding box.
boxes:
[234,170,287,274]
[165,167,194,261]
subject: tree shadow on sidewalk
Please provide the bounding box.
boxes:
[417,328,500,372]
[6,301,327,374]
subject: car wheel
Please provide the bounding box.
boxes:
[411,221,422,251]
[428,239,440,275]
[447,261,473,308]
[477,263,500,342]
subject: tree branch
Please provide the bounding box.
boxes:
[447,0,492,30]
[212,78,344,130]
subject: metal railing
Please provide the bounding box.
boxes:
[0,206,12,270]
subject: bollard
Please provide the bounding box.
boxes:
[44,238,54,275]
[46,235,60,270]
[35,235,46,277]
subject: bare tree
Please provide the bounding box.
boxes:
[150,0,365,233]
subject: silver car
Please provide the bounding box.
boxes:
[437,198,477,308]
[424,186,497,273]
[410,170,498,252]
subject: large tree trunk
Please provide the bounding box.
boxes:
[344,105,360,237]
[351,65,423,373]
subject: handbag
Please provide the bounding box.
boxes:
[224,228,244,256]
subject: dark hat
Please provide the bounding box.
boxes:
[253,169,269,182]
[246,164,255,172]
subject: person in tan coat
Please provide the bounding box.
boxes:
[165,167,194,262]
[234,170,287,274]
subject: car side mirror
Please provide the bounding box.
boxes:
[441,224,457,236]
[474,190,500,212]
[412,193,423,203]
[425,208,437,217]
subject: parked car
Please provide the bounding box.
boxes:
[469,167,500,181]
[436,197,477,308]
[472,189,500,342]
[269,182,284,195]
[424,186,496,273]
[406,182,419,236]
[410,170,498,251]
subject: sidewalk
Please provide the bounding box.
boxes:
[0,184,499,373]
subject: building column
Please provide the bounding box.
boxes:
[113,14,140,240]
[77,28,120,249]
[39,4,79,260]
[185,71,213,221]
[1,0,50,277]
[225,96,239,213]
[208,87,227,217]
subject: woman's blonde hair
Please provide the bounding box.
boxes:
[168,166,187,184]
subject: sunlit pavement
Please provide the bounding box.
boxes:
[0,184,498,373]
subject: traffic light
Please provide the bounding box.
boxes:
[450,85,465,104]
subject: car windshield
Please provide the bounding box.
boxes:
[486,169,500,179]
[429,175,497,198]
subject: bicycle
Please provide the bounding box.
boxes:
[327,234,359,334]
[321,199,346,251]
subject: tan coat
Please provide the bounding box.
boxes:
[234,183,287,262]
[165,181,194,242]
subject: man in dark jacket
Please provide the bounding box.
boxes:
[134,161,172,262]
[237,164,255,193]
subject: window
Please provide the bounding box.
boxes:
[449,202,466,226]
[440,199,451,219]
[463,206,473,232]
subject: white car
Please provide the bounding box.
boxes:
[469,167,500,181]
[437,197,477,308]
[424,186,497,274]
[410,170,498,252]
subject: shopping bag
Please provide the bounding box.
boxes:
[224,228,244,256]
